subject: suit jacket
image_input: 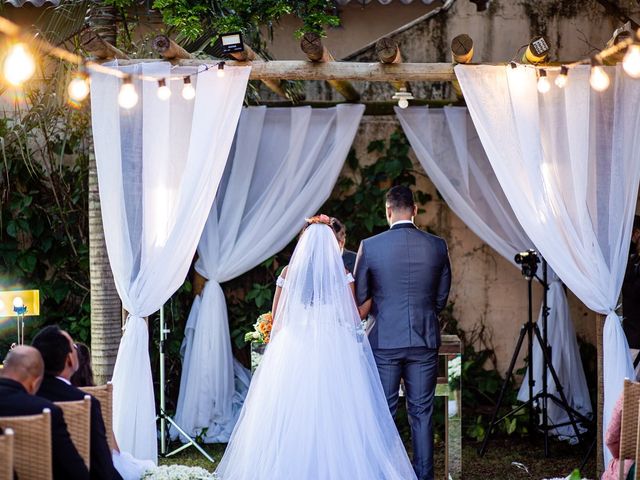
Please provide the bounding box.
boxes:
[37,376,123,480]
[0,378,90,480]
[354,223,451,349]
[342,249,357,274]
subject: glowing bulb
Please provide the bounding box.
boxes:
[555,66,568,88]
[118,78,138,109]
[3,43,36,86]
[397,98,409,109]
[0,299,5,312]
[537,69,550,94]
[182,76,195,100]
[157,79,171,100]
[217,62,225,78]
[12,297,23,309]
[623,44,640,78]
[67,73,90,103]
[590,66,610,92]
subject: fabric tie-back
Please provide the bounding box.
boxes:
[172,105,365,443]
[90,61,250,461]
[395,105,592,438]
[455,63,640,466]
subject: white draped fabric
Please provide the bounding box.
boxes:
[455,63,640,465]
[395,105,592,438]
[90,62,250,461]
[173,105,365,443]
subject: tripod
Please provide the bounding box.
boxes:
[157,305,215,462]
[479,255,592,457]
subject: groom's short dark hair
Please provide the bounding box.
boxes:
[386,185,415,212]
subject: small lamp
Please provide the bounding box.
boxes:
[392,87,414,109]
[219,32,244,55]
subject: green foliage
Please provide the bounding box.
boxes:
[0,63,92,349]
[150,0,340,43]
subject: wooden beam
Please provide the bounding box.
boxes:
[228,45,293,100]
[81,28,128,60]
[115,59,457,82]
[152,34,191,61]
[376,37,408,92]
[300,33,360,102]
[451,34,474,99]
[247,99,462,115]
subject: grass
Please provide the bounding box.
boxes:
[158,401,595,479]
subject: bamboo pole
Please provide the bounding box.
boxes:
[375,36,408,92]
[300,33,361,102]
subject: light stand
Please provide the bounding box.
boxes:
[479,252,592,458]
[156,305,215,463]
[13,298,26,345]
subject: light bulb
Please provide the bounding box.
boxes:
[217,62,225,78]
[68,73,90,103]
[157,79,171,100]
[118,78,138,109]
[3,43,36,86]
[590,66,610,92]
[12,297,23,309]
[537,69,550,94]
[555,66,568,88]
[0,299,5,312]
[397,98,409,109]
[623,44,640,78]
[182,77,195,100]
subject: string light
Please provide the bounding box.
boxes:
[590,61,610,92]
[157,78,171,100]
[217,61,225,78]
[623,44,640,78]
[67,71,90,103]
[3,43,36,86]
[537,69,550,93]
[555,66,568,88]
[118,76,138,109]
[182,76,195,100]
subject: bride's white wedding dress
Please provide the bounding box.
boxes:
[215,224,417,480]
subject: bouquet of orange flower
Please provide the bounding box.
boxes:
[244,312,273,344]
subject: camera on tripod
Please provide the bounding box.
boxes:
[514,249,540,279]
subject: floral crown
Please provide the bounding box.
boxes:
[305,214,332,226]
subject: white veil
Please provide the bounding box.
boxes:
[271,223,362,340]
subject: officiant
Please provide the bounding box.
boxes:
[332,217,357,274]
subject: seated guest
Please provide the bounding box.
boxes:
[331,217,357,273]
[0,345,89,480]
[603,392,636,480]
[32,326,123,480]
[71,342,154,480]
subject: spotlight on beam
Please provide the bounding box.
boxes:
[522,36,550,65]
[219,32,244,55]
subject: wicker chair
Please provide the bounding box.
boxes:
[0,428,14,480]
[82,382,116,451]
[55,396,91,469]
[0,409,52,480]
[618,379,640,480]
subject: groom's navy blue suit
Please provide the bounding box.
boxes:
[354,222,451,480]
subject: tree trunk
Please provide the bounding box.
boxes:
[86,1,122,384]
[89,153,122,384]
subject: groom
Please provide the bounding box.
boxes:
[354,185,451,480]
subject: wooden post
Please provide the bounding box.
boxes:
[228,45,292,100]
[597,313,605,476]
[80,28,128,60]
[451,34,474,99]
[152,34,191,61]
[375,37,408,92]
[300,33,361,102]
[604,23,633,65]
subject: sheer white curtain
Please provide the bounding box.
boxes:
[90,62,250,461]
[172,104,365,443]
[395,105,592,437]
[456,63,640,465]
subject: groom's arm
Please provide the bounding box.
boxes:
[435,241,452,314]
[354,241,370,306]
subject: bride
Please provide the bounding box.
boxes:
[215,215,417,480]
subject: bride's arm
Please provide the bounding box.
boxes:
[357,299,372,320]
[272,266,288,317]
